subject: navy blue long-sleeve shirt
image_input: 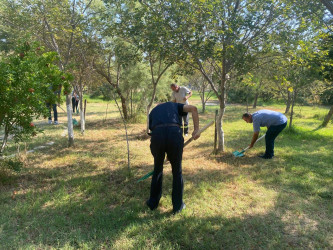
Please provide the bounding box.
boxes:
[149,102,186,131]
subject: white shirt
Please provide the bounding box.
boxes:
[172,86,191,104]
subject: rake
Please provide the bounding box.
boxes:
[232,134,266,157]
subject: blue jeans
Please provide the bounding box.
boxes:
[46,103,58,121]
[148,126,184,212]
[265,122,287,158]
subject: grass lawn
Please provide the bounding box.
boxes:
[0,96,332,249]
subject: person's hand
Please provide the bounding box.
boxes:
[183,97,187,101]
[192,129,200,140]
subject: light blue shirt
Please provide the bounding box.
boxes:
[252,110,287,132]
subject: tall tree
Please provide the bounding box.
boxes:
[0,42,70,154]
[318,0,333,126]
[189,69,214,113]
[320,34,333,127]
[107,1,176,131]
[93,38,141,120]
[137,0,314,152]
[283,39,323,128]
[1,0,96,146]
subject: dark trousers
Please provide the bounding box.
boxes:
[181,113,189,135]
[148,126,184,212]
[72,97,79,113]
[265,122,287,157]
[46,103,58,121]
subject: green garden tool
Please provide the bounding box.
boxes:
[232,134,266,157]
[72,118,79,126]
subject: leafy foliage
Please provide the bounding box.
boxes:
[0,41,71,153]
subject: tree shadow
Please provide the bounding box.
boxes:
[1,108,332,248]
[2,160,331,248]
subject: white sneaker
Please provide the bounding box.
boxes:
[54,121,59,125]
[48,120,52,124]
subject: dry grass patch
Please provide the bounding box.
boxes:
[0,99,332,249]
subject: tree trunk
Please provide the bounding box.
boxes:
[0,124,9,155]
[216,70,226,152]
[216,99,225,152]
[200,69,226,153]
[84,99,87,120]
[200,92,206,113]
[130,90,133,117]
[195,50,226,153]
[289,90,297,129]
[213,110,218,152]
[113,87,128,121]
[200,84,206,113]
[216,39,227,153]
[285,90,292,114]
[146,83,158,133]
[146,58,171,133]
[66,95,74,146]
[120,96,128,120]
[79,97,85,134]
[253,92,259,108]
[322,105,333,127]
[79,82,85,134]
[113,95,131,172]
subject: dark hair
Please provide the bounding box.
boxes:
[170,83,177,88]
[242,113,251,118]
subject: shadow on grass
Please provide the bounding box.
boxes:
[1,159,331,248]
[284,126,333,141]
[1,113,332,248]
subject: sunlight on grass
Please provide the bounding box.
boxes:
[0,97,332,249]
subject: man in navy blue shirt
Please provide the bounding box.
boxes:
[242,109,287,159]
[147,102,200,214]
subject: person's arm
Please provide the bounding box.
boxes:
[183,89,192,101]
[183,105,200,140]
[249,131,259,148]
[186,91,192,100]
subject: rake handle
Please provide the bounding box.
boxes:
[241,133,266,152]
[183,120,214,148]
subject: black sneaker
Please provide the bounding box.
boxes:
[173,203,186,215]
[146,200,158,210]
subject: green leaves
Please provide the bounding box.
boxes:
[0,40,71,152]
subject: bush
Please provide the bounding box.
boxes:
[0,41,71,154]
[227,88,254,103]
[89,83,114,100]
[320,87,333,105]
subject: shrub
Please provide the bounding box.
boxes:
[0,41,71,154]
